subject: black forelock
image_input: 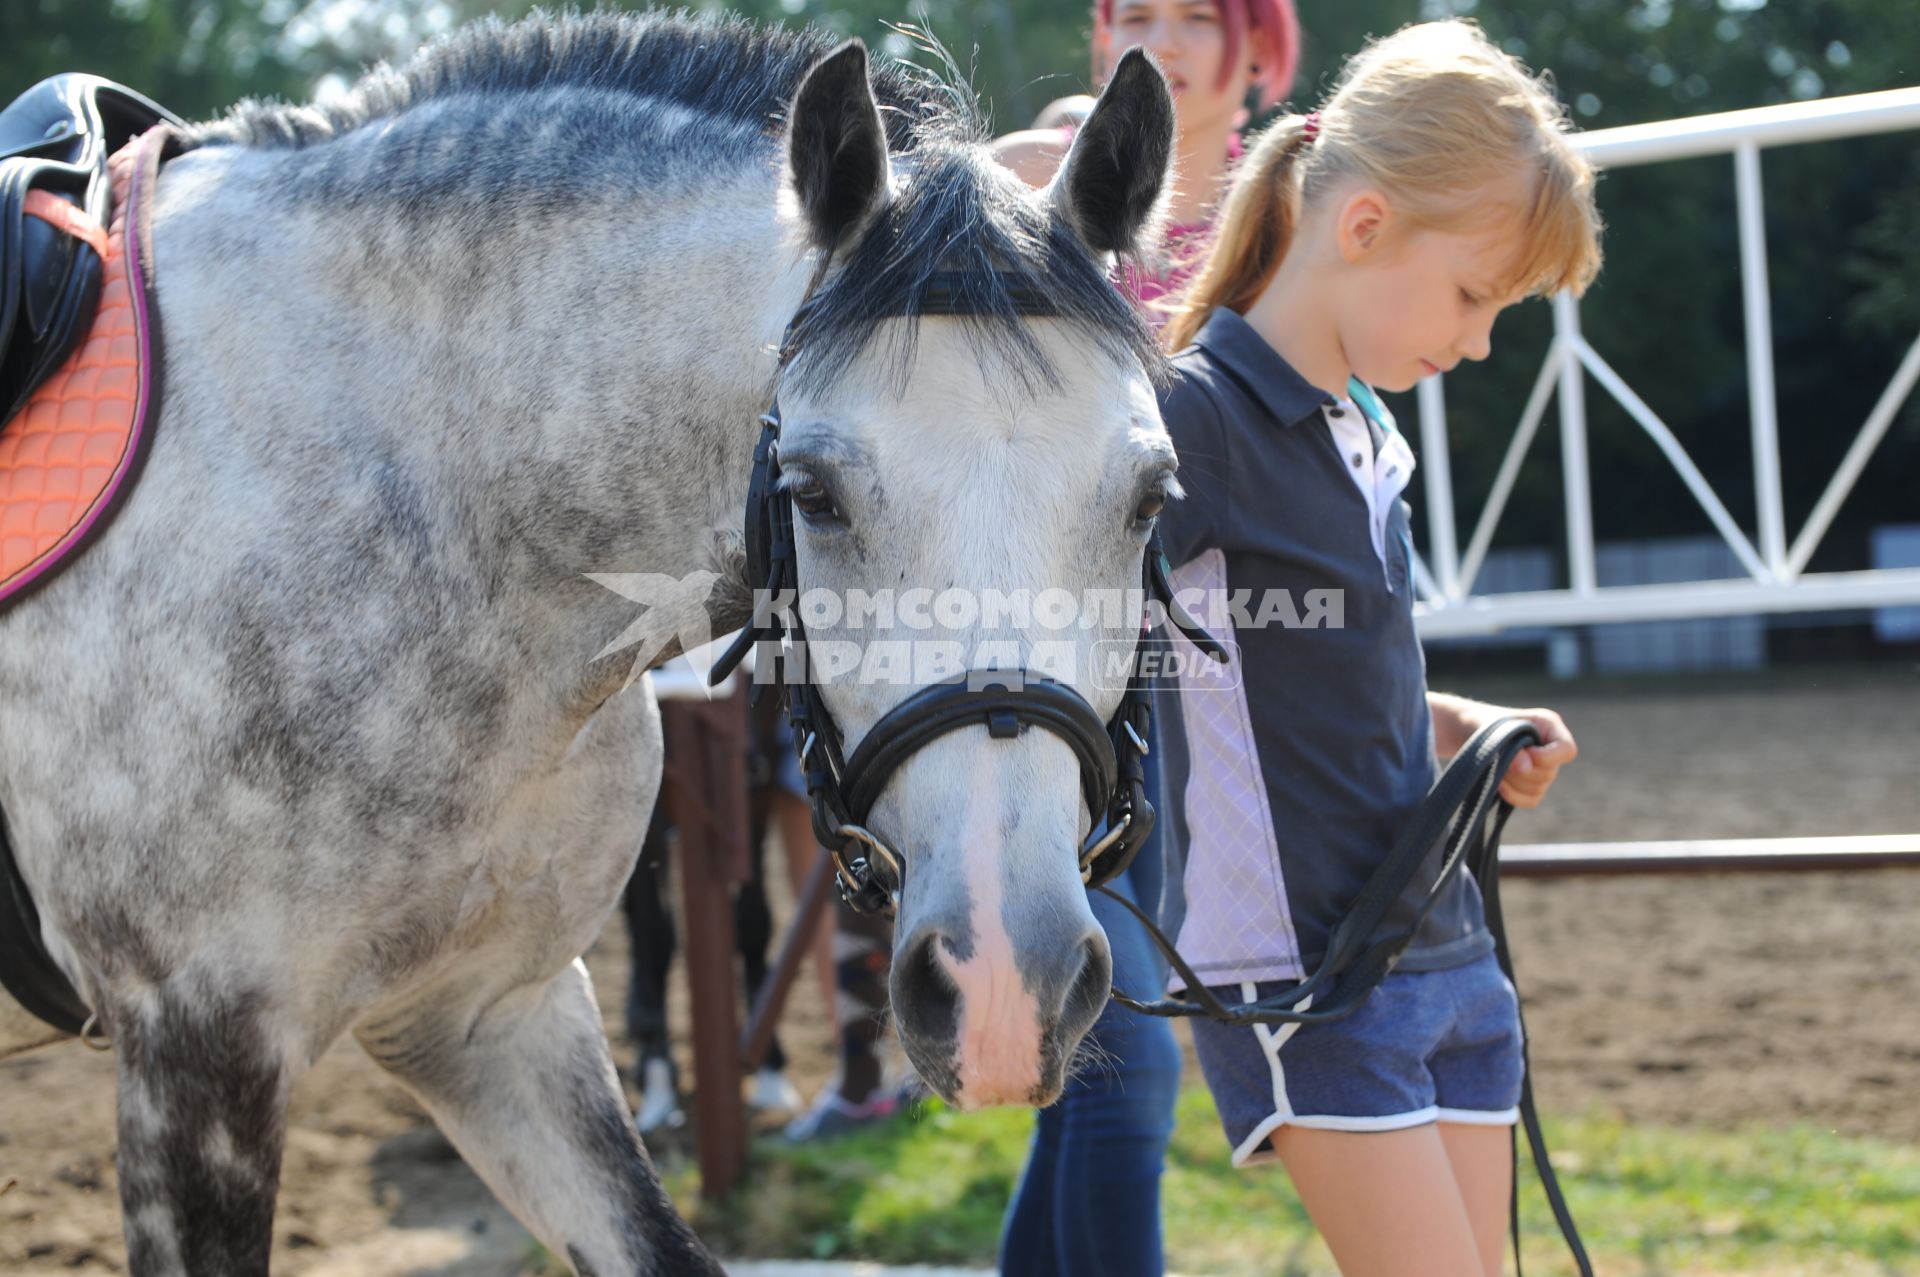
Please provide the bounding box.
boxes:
[785,146,1169,397]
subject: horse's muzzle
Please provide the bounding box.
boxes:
[890,918,1111,1110]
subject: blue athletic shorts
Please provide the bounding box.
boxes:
[1188,949,1523,1166]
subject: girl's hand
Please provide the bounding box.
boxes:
[1496,707,1577,809]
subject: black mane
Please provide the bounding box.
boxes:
[788,146,1167,395]
[184,10,946,152]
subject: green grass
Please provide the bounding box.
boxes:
[642,1086,1920,1276]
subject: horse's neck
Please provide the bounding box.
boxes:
[153,141,806,705]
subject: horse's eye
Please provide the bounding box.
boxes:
[1134,487,1167,524]
[792,480,840,521]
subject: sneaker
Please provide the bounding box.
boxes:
[634,1057,685,1134]
[782,1084,899,1142]
[747,1067,804,1114]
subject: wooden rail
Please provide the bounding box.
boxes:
[659,694,753,1203]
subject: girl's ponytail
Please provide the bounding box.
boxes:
[1163,115,1315,351]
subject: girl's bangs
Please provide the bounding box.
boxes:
[1494,156,1603,301]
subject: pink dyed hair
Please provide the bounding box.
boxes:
[1094,0,1301,112]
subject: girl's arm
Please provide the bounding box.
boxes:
[1427,692,1579,810]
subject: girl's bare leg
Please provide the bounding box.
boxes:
[1438,1120,1514,1277]
[1270,1124,1487,1277]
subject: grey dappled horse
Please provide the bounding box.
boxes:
[0,11,1177,1276]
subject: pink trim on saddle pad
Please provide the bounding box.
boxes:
[23,190,108,259]
[0,124,173,607]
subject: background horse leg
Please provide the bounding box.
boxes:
[624,805,683,1132]
[110,984,294,1276]
[355,959,724,1277]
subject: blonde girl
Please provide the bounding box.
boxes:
[1150,21,1599,1276]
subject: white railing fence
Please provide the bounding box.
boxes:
[1413,87,1920,638]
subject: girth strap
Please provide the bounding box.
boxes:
[0,811,88,1035]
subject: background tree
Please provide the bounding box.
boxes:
[1397,0,1920,568]
[5,0,1913,570]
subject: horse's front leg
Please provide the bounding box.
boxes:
[355,958,725,1277]
[110,981,297,1276]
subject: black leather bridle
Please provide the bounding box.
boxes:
[705,260,1226,917]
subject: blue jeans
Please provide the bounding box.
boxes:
[998,860,1182,1277]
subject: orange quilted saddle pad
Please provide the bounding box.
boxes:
[0,126,168,607]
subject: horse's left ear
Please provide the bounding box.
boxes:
[1049,48,1174,255]
[787,41,889,253]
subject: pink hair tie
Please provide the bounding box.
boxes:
[1302,111,1321,140]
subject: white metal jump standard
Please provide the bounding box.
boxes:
[1412,88,1920,639]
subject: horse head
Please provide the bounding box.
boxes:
[769,44,1175,1108]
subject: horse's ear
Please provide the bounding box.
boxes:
[787,41,889,253]
[1049,48,1174,255]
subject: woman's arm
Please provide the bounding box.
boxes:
[990,129,1072,189]
[1427,691,1579,810]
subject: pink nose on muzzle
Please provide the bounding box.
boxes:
[889,919,1112,1108]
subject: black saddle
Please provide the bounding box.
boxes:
[1,74,179,423]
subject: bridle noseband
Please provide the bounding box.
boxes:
[707,258,1225,917]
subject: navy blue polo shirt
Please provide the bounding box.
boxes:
[1150,307,1492,988]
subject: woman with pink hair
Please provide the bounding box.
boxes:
[997,0,1300,305]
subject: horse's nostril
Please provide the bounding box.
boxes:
[1059,932,1112,1038]
[891,928,961,1053]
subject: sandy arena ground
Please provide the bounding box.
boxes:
[3,663,1917,1273]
